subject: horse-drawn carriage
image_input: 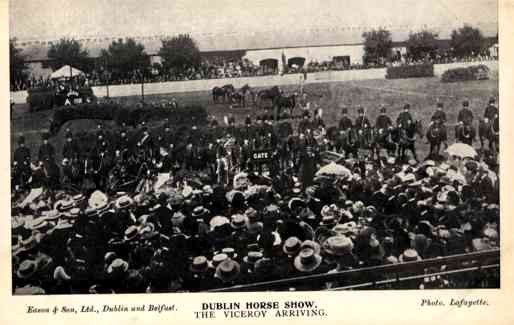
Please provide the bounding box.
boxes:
[26,85,96,112]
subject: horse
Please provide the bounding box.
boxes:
[479,117,499,152]
[257,86,281,108]
[356,127,377,160]
[426,122,448,159]
[212,84,235,103]
[375,127,397,159]
[397,120,424,162]
[455,123,476,146]
[273,93,297,120]
[230,84,255,107]
[330,128,358,158]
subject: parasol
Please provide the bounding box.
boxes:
[445,143,477,159]
[316,162,352,178]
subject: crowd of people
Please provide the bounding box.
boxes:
[11,94,500,294]
[11,49,497,91]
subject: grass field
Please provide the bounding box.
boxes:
[11,76,498,162]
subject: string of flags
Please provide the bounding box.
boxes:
[11,23,452,48]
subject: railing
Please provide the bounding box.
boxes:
[208,249,500,292]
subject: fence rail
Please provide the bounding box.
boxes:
[208,249,500,292]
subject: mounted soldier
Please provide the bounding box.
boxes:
[354,106,371,130]
[426,102,448,158]
[38,133,55,163]
[338,107,353,131]
[456,100,476,146]
[484,97,498,121]
[396,103,414,127]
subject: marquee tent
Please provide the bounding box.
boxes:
[50,65,85,79]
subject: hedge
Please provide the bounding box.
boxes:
[441,65,490,83]
[386,64,434,79]
[49,103,208,135]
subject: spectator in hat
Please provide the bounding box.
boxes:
[14,135,31,166]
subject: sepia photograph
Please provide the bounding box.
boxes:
[9,0,500,295]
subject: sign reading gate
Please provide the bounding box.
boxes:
[251,149,273,163]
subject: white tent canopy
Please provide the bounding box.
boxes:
[50,65,85,79]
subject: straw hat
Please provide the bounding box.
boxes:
[324,235,354,256]
[294,248,322,272]
[190,256,209,273]
[283,237,302,256]
[215,259,240,283]
[399,249,422,262]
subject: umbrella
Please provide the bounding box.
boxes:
[445,143,477,159]
[50,65,85,79]
[316,162,351,178]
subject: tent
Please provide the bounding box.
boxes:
[50,65,85,79]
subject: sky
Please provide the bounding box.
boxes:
[10,0,498,51]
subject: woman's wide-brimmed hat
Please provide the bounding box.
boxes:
[215,259,240,283]
[283,236,302,256]
[294,248,322,272]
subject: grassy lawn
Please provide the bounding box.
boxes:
[11,77,498,162]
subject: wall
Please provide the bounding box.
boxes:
[11,60,498,104]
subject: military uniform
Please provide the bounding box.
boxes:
[354,108,371,130]
[375,107,392,130]
[38,134,55,162]
[484,98,498,121]
[396,104,414,127]
[431,103,447,124]
[338,108,353,130]
[13,136,31,166]
[457,101,474,125]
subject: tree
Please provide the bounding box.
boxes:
[450,25,485,58]
[158,34,201,75]
[47,38,91,72]
[10,39,28,89]
[362,28,393,64]
[406,30,439,61]
[100,38,150,80]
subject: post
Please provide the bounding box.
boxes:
[141,74,145,103]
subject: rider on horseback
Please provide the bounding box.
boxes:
[354,106,371,130]
[396,103,414,127]
[375,105,393,130]
[431,102,447,125]
[338,107,353,131]
[484,97,498,121]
